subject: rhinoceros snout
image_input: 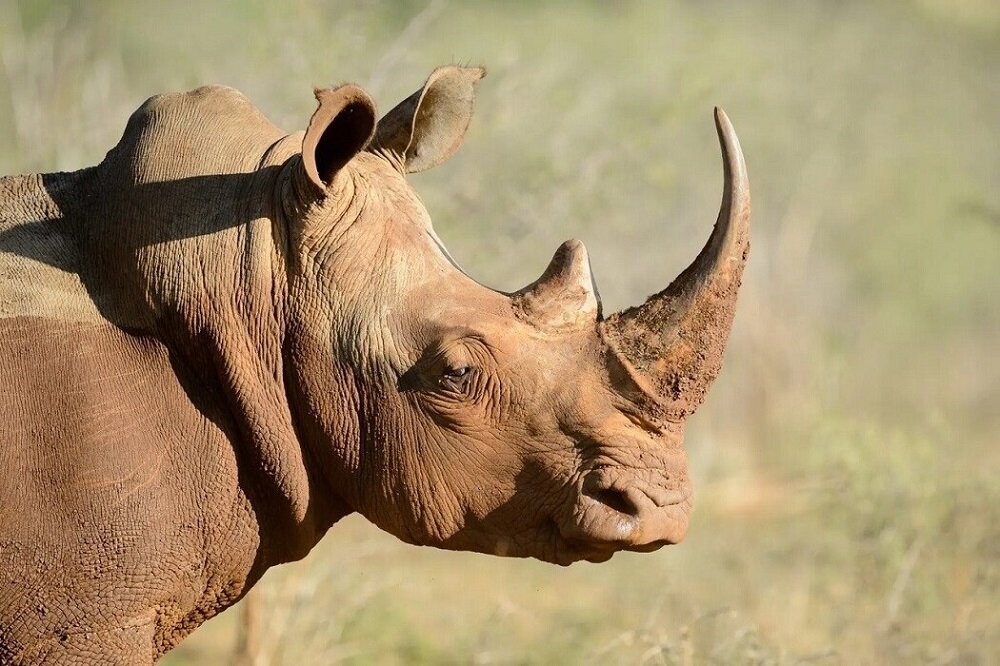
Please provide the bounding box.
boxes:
[556,472,691,556]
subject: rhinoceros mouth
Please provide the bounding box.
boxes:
[546,531,676,566]
[543,490,691,565]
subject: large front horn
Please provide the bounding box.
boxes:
[601,108,750,420]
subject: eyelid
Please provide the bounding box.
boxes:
[433,341,473,373]
[431,333,493,363]
[415,335,494,398]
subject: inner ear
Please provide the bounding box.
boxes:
[314,101,374,184]
[303,86,377,191]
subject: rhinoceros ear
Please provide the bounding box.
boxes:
[302,84,377,192]
[370,65,485,174]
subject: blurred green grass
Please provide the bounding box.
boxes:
[2,0,998,663]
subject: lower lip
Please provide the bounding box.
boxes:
[583,551,615,563]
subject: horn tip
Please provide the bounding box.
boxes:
[714,106,727,121]
[713,106,735,139]
[712,106,748,187]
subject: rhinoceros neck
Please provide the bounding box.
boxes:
[0,91,353,655]
[3,96,343,556]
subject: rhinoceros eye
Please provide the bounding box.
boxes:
[438,365,472,392]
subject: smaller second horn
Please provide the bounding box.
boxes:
[513,240,602,329]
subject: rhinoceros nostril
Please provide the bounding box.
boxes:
[584,487,639,517]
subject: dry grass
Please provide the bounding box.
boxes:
[1,0,998,663]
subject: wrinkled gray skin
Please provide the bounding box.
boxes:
[0,66,749,663]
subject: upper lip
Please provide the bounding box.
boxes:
[555,485,692,553]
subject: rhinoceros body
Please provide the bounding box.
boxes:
[0,67,749,663]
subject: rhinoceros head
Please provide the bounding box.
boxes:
[280,66,749,565]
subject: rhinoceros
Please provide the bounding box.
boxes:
[0,65,749,663]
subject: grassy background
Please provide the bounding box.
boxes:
[2,0,998,663]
